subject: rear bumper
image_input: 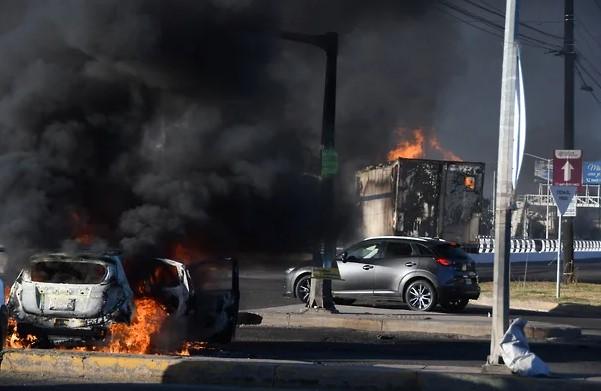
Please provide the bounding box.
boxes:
[439,280,480,302]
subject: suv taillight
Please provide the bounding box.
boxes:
[435,257,451,266]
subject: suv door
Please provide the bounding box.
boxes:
[332,240,383,295]
[373,240,417,294]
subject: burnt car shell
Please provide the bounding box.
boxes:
[8,253,134,345]
[127,257,239,351]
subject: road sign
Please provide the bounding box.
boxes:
[553,149,582,186]
[534,160,553,182]
[584,161,601,185]
[550,185,577,216]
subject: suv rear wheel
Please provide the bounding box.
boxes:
[405,279,436,311]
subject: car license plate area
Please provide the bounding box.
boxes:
[464,278,472,285]
[47,297,76,311]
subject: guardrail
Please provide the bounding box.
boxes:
[472,238,601,263]
[477,238,601,254]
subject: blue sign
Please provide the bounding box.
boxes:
[584,161,601,184]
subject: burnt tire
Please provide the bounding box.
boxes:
[294,274,311,304]
[405,279,437,312]
[440,298,469,312]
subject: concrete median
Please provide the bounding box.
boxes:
[247,305,581,341]
[0,349,598,390]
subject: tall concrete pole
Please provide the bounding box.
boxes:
[562,0,576,283]
[488,0,518,365]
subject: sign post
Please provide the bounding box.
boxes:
[553,149,582,285]
[550,185,577,298]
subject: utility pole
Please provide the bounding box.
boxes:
[281,32,338,311]
[488,0,518,365]
[563,0,576,283]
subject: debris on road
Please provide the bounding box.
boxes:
[500,318,550,377]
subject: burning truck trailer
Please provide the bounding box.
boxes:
[356,158,485,246]
[6,251,239,353]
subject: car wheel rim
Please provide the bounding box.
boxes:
[297,278,311,303]
[408,283,432,310]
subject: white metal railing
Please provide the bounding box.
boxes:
[476,238,601,254]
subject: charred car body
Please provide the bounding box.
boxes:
[8,252,239,348]
[126,257,240,347]
[8,252,134,345]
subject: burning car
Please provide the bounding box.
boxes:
[126,257,240,350]
[7,252,134,346]
[7,252,239,351]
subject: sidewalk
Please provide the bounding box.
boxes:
[241,304,581,340]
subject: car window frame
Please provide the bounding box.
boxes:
[381,240,415,259]
[344,240,385,262]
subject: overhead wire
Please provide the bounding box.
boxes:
[460,0,564,40]
[575,61,601,104]
[437,1,563,52]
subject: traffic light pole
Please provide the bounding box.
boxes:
[563,0,576,283]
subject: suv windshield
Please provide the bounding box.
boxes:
[30,261,108,284]
[432,244,469,260]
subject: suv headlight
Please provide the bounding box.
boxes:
[285,267,296,274]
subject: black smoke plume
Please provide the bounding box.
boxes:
[0,0,461,273]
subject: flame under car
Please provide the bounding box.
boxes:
[8,253,134,346]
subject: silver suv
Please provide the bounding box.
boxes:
[284,236,480,312]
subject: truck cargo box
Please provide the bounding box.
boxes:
[356,158,485,244]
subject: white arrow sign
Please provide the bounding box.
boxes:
[562,161,574,181]
[551,185,577,216]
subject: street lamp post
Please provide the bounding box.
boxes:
[280,32,339,312]
[524,152,552,239]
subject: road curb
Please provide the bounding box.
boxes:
[476,296,558,312]
[249,310,581,341]
[0,349,597,390]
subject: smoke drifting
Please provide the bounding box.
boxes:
[0,0,464,272]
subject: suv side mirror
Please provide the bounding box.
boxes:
[337,251,348,263]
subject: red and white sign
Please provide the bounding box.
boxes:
[553,149,582,186]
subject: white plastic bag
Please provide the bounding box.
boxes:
[499,318,550,377]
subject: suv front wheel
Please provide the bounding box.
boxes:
[405,279,437,311]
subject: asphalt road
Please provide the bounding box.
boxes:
[238,266,601,337]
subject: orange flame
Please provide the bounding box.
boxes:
[171,242,204,264]
[70,211,94,246]
[387,129,425,160]
[388,128,462,162]
[6,319,38,349]
[429,136,463,161]
[103,298,168,354]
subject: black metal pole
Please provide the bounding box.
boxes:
[280,31,338,310]
[318,32,338,310]
[563,0,576,283]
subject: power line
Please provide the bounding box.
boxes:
[460,0,564,40]
[575,61,601,104]
[578,20,601,52]
[438,1,563,51]
[577,51,601,81]
[576,59,601,91]
[434,4,558,51]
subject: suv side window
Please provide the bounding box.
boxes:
[415,244,434,257]
[346,241,384,261]
[383,241,413,258]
